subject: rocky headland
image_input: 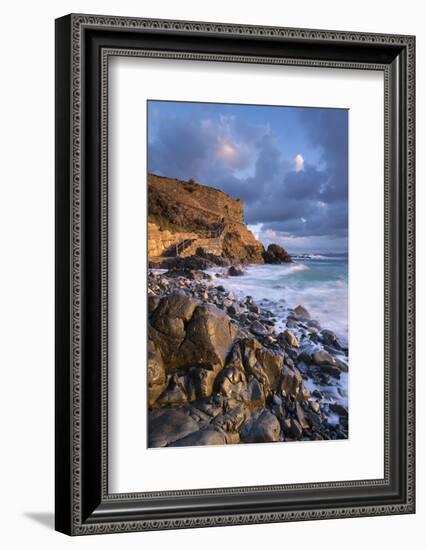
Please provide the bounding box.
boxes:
[147,173,291,267]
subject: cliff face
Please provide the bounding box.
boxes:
[148,174,264,263]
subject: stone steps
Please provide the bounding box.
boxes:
[180,236,223,257]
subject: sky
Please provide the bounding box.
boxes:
[147,100,348,253]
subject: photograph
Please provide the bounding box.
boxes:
[147,100,349,448]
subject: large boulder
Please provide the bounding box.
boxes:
[293,305,311,321]
[178,304,238,368]
[312,350,336,366]
[262,243,292,264]
[228,266,244,276]
[279,329,299,348]
[151,292,199,340]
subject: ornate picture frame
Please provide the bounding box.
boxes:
[55,14,415,535]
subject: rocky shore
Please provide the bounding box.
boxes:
[147,264,349,448]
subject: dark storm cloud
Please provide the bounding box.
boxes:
[299,108,349,203]
[148,105,348,242]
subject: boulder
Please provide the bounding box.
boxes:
[179,304,238,368]
[151,292,199,340]
[329,403,348,418]
[250,320,270,337]
[293,305,311,321]
[312,350,336,366]
[280,329,299,348]
[240,410,281,443]
[318,365,341,378]
[321,329,341,348]
[228,266,244,276]
[262,243,292,264]
[335,357,349,372]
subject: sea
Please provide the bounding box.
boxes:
[209,253,349,345]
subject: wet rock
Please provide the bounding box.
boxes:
[227,304,240,316]
[250,320,271,337]
[335,357,349,372]
[297,351,312,364]
[318,365,341,378]
[228,266,244,276]
[329,403,349,418]
[321,329,340,347]
[293,305,311,321]
[240,410,281,443]
[310,400,321,413]
[280,329,299,348]
[312,350,336,366]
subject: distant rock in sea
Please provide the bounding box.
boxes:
[262,243,292,264]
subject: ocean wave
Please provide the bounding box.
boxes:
[281,263,310,274]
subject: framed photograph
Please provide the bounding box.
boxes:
[55,14,415,535]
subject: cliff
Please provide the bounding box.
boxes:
[148,174,265,264]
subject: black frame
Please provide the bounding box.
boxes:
[55,14,415,535]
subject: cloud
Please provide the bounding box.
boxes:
[294,153,304,172]
[148,104,348,250]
